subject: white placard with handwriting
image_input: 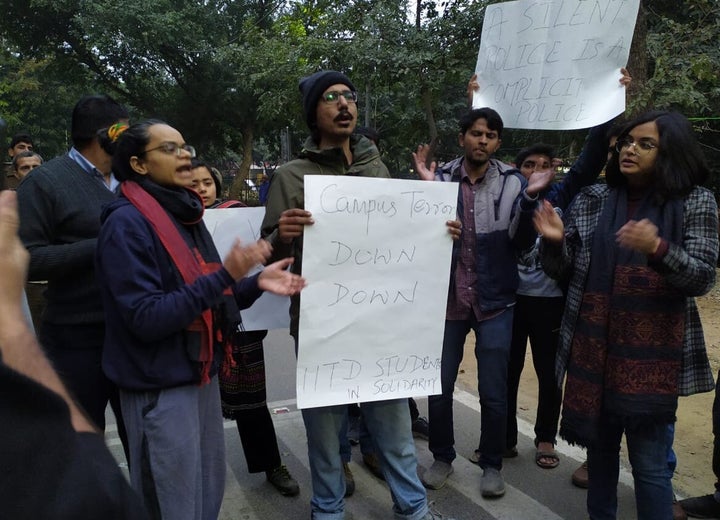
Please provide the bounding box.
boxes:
[203,207,290,331]
[297,176,457,409]
[473,0,640,130]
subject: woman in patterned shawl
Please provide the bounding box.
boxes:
[534,110,719,520]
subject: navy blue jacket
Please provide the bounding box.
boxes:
[97,197,261,390]
[436,158,538,313]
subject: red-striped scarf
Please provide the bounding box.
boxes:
[122,180,234,385]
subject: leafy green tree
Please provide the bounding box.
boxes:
[0,41,92,159]
[1,0,718,191]
[0,0,308,199]
[640,0,720,190]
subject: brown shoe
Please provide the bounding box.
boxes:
[571,461,588,489]
[362,453,385,480]
[672,499,688,520]
[343,463,355,497]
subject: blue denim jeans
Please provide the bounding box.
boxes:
[666,423,676,478]
[428,310,513,470]
[587,416,674,520]
[302,399,428,520]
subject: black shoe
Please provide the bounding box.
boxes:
[679,494,720,519]
[412,417,430,440]
[343,463,355,497]
[266,465,300,496]
[348,415,360,446]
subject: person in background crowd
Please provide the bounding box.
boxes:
[191,158,301,497]
[678,374,720,519]
[16,96,131,455]
[11,150,43,183]
[5,132,35,189]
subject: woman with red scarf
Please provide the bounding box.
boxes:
[96,120,305,520]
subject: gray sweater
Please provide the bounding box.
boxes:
[17,155,117,325]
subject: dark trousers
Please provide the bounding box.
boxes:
[429,311,513,470]
[40,321,128,459]
[506,295,563,448]
[235,406,282,473]
[714,371,720,493]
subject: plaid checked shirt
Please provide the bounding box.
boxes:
[541,184,719,396]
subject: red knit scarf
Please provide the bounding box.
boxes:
[122,180,219,385]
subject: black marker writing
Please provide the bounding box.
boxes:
[328,281,419,307]
[328,241,416,266]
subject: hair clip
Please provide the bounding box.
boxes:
[107,122,130,142]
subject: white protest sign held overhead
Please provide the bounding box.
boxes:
[297,176,457,409]
[203,207,290,331]
[473,0,640,130]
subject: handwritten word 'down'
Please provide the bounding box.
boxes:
[328,281,418,307]
[328,241,416,267]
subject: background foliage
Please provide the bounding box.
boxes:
[1,0,718,198]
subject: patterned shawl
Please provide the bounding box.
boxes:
[560,187,685,447]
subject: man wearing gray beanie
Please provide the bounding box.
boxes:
[261,70,454,520]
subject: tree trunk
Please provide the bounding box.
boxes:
[421,84,439,165]
[229,124,254,200]
[626,1,648,115]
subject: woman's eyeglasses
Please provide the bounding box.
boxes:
[142,142,197,158]
[615,138,657,155]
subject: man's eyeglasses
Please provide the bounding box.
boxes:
[142,142,197,158]
[321,90,358,104]
[615,137,657,155]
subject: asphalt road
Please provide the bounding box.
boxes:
[105,329,639,519]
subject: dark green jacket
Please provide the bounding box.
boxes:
[261,134,389,336]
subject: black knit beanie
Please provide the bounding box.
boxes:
[299,70,356,130]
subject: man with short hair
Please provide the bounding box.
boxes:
[17,95,130,450]
[515,143,555,179]
[8,132,34,158]
[413,108,553,497]
[262,70,456,520]
[11,150,43,181]
[5,132,35,189]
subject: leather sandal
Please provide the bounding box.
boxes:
[535,449,560,469]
